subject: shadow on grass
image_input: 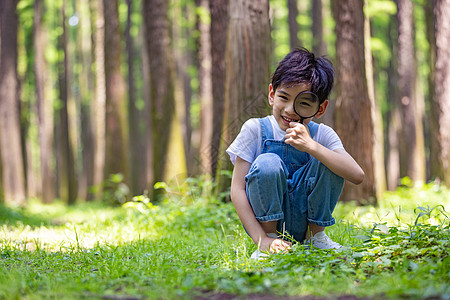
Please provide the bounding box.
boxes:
[0,202,51,227]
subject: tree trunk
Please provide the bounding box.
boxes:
[34,0,55,203]
[312,0,326,56]
[364,0,386,200]
[172,1,194,176]
[312,0,334,127]
[288,0,299,49]
[125,0,140,195]
[433,0,450,187]
[385,15,401,190]
[103,0,129,188]
[57,0,77,204]
[196,0,213,175]
[333,0,376,203]
[93,0,106,200]
[143,0,185,188]
[424,0,436,182]
[0,0,26,206]
[209,0,229,177]
[216,0,271,196]
[395,0,425,183]
[79,0,95,201]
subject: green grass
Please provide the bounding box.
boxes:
[0,180,449,300]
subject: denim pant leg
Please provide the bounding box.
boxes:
[245,153,288,224]
[290,158,345,241]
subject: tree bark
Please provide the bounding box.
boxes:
[0,0,26,206]
[312,0,326,56]
[333,0,376,203]
[34,0,55,203]
[216,0,271,195]
[395,0,426,183]
[103,0,129,188]
[288,0,299,49]
[93,0,106,200]
[143,0,185,188]
[79,0,95,201]
[385,14,401,190]
[57,0,77,204]
[209,0,229,176]
[364,0,386,200]
[196,0,213,175]
[125,0,141,195]
[433,0,450,186]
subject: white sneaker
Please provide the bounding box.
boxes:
[250,233,278,260]
[250,249,269,260]
[303,231,342,249]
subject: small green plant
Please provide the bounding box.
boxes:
[102,173,130,205]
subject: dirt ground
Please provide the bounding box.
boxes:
[195,293,373,300]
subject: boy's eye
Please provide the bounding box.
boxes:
[279,95,289,101]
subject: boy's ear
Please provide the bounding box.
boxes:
[268,84,275,106]
[314,100,329,119]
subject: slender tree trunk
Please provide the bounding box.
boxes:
[172,1,193,176]
[142,34,154,192]
[395,0,425,183]
[93,0,106,200]
[125,0,140,195]
[58,0,77,204]
[385,15,401,190]
[103,0,129,189]
[143,0,185,188]
[288,0,299,49]
[312,0,334,127]
[333,0,376,203]
[216,0,271,195]
[79,0,95,201]
[364,0,386,200]
[0,0,26,206]
[209,0,229,177]
[424,0,436,181]
[196,0,213,175]
[433,0,450,187]
[34,0,55,203]
[312,0,326,56]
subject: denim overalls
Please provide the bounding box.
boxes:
[245,117,344,242]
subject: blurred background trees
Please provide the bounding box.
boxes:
[0,0,449,206]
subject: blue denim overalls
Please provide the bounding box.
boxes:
[245,117,344,242]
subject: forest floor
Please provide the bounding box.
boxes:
[0,179,449,300]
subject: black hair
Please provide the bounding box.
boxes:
[271,48,334,103]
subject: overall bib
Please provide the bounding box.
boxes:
[245,117,344,242]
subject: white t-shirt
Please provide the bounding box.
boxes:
[226,115,344,165]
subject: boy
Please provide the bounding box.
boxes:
[227,48,365,259]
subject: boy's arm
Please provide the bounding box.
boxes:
[285,123,365,185]
[230,157,290,252]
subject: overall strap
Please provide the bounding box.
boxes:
[258,117,274,141]
[308,121,319,139]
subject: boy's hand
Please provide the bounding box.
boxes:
[260,237,291,253]
[284,122,314,152]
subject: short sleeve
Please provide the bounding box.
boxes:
[315,124,344,151]
[226,119,260,165]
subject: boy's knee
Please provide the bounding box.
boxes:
[250,153,285,176]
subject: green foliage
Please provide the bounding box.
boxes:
[97,173,131,205]
[1,182,449,299]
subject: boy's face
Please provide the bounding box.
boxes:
[268,83,328,131]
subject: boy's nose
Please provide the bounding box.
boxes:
[284,103,295,114]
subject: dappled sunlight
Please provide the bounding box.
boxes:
[333,182,450,229]
[0,202,164,252]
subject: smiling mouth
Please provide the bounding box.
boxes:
[282,116,299,123]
